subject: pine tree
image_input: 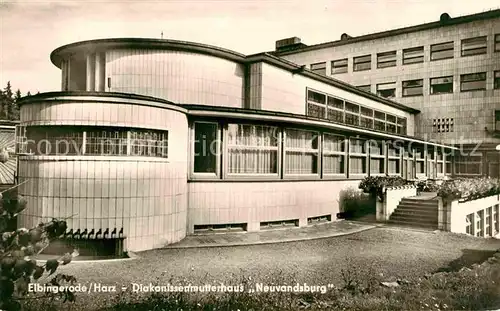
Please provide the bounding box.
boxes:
[11,89,22,120]
[26,91,32,96]
[2,82,13,120]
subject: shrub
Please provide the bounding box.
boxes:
[437,177,500,203]
[339,188,374,218]
[414,179,440,192]
[358,176,409,202]
[0,183,78,311]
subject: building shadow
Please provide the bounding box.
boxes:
[434,248,497,273]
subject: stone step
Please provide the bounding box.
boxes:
[389,214,437,223]
[396,203,438,210]
[400,199,439,205]
[391,209,438,218]
[387,219,438,229]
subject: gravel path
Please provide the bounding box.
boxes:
[39,226,500,310]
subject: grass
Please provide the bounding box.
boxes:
[21,250,500,311]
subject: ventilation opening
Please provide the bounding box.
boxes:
[40,238,126,259]
[308,214,332,225]
[260,219,299,230]
[340,33,352,40]
[194,223,247,233]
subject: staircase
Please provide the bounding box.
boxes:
[388,196,439,229]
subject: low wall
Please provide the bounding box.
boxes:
[439,194,500,237]
[376,186,417,221]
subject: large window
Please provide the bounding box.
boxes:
[431,41,454,61]
[310,62,326,75]
[353,55,371,71]
[436,149,445,175]
[454,154,482,175]
[415,148,425,175]
[427,149,436,179]
[494,71,500,89]
[307,90,326,118]
[193,122,219,174]
[227,124,279,175]
[403,46,424,64]
[402,79,423,97]
[461,36,487,56]
[349,138,367,174]
[24,126,168,158]
[376,82,396,98]
[460,72,486,92]
[322,134,346,175]
[403,148,415,180]
[377,51,397,68]
[387,143,401,175]
[369,140,385,174]
[430,76,453,94]
[284,129,319,175]
[331,59,348,74]
[305,89,407,136]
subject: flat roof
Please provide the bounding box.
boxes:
[50,38,419,114]
[274,9,500,56]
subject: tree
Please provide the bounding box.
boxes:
[0,181,78,311]
[10,90,21,121]
[2,82,13,120]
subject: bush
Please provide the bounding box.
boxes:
[358,176,409,202]
[414,179,440,192]
[437,177,500,203]
[339,188,374,218]
[0,183,78,311]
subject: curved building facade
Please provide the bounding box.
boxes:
[16,38,455,253]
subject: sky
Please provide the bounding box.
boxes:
[1,0,499,94]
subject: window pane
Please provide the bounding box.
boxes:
[285,129,319,175]
[331,59,348,74]
[327,109,344,122]
[311,62,326,75]
[350,157,367,174]
[350,139,366,154]
[403,46,424,64]
[323,134,345,152]
[227,124,279,174]
[460,73,486,91]
[461,36,487,56]
[307,90,326,104]
[307,103,326,118]
[345,113,359,126]
[194,122,218,173]
[357,85,371,92]
[327,96,343,109]
[323,155,345,174]
[374,120,385,131]
[431,42,454,60]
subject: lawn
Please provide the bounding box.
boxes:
[21,226,500,310]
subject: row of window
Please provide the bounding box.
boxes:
[306,89,407,135]
[15,126,169,157]
[465,205,499,237]
[359,71,500,99]
[311,34,500,75]
[192,120,451,179]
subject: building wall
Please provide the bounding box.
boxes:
[187,180,360,233]
[105,49,245,108]
[256,62,416,136]
[278,18,500,145]
[17,97,189,252]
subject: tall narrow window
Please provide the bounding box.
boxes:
[461,36,487,56]
[387,143,401,175]
[376,82,396,98]
[360,107,374,129]
[415,148,425,175]
[431,41,454,61]
[226,124,279,175]
[284,129,319,175]
[307,89,326,118]
[396,117,407,135]
[322,133,346,175]
[495,34,500,52]
[331,59,348,74]
[427,149,436,179]
[310,62,326,75]
[494,205,499,235]
[386,114,397,134]
[345,102,360,126]
[402,79,423,97]
[326,96,344,123]
[494,71,500,90]
[349,138,367,175]
[460,72,486,92]
[369,140,385,175]
[403,148,415,180]
[353,55,371,71]
[436,149,445,175]
[403,46,424,64]
[193,122,218,174]
[430,76,453,94]
[377,51,397,68]
[374,110,386,132]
